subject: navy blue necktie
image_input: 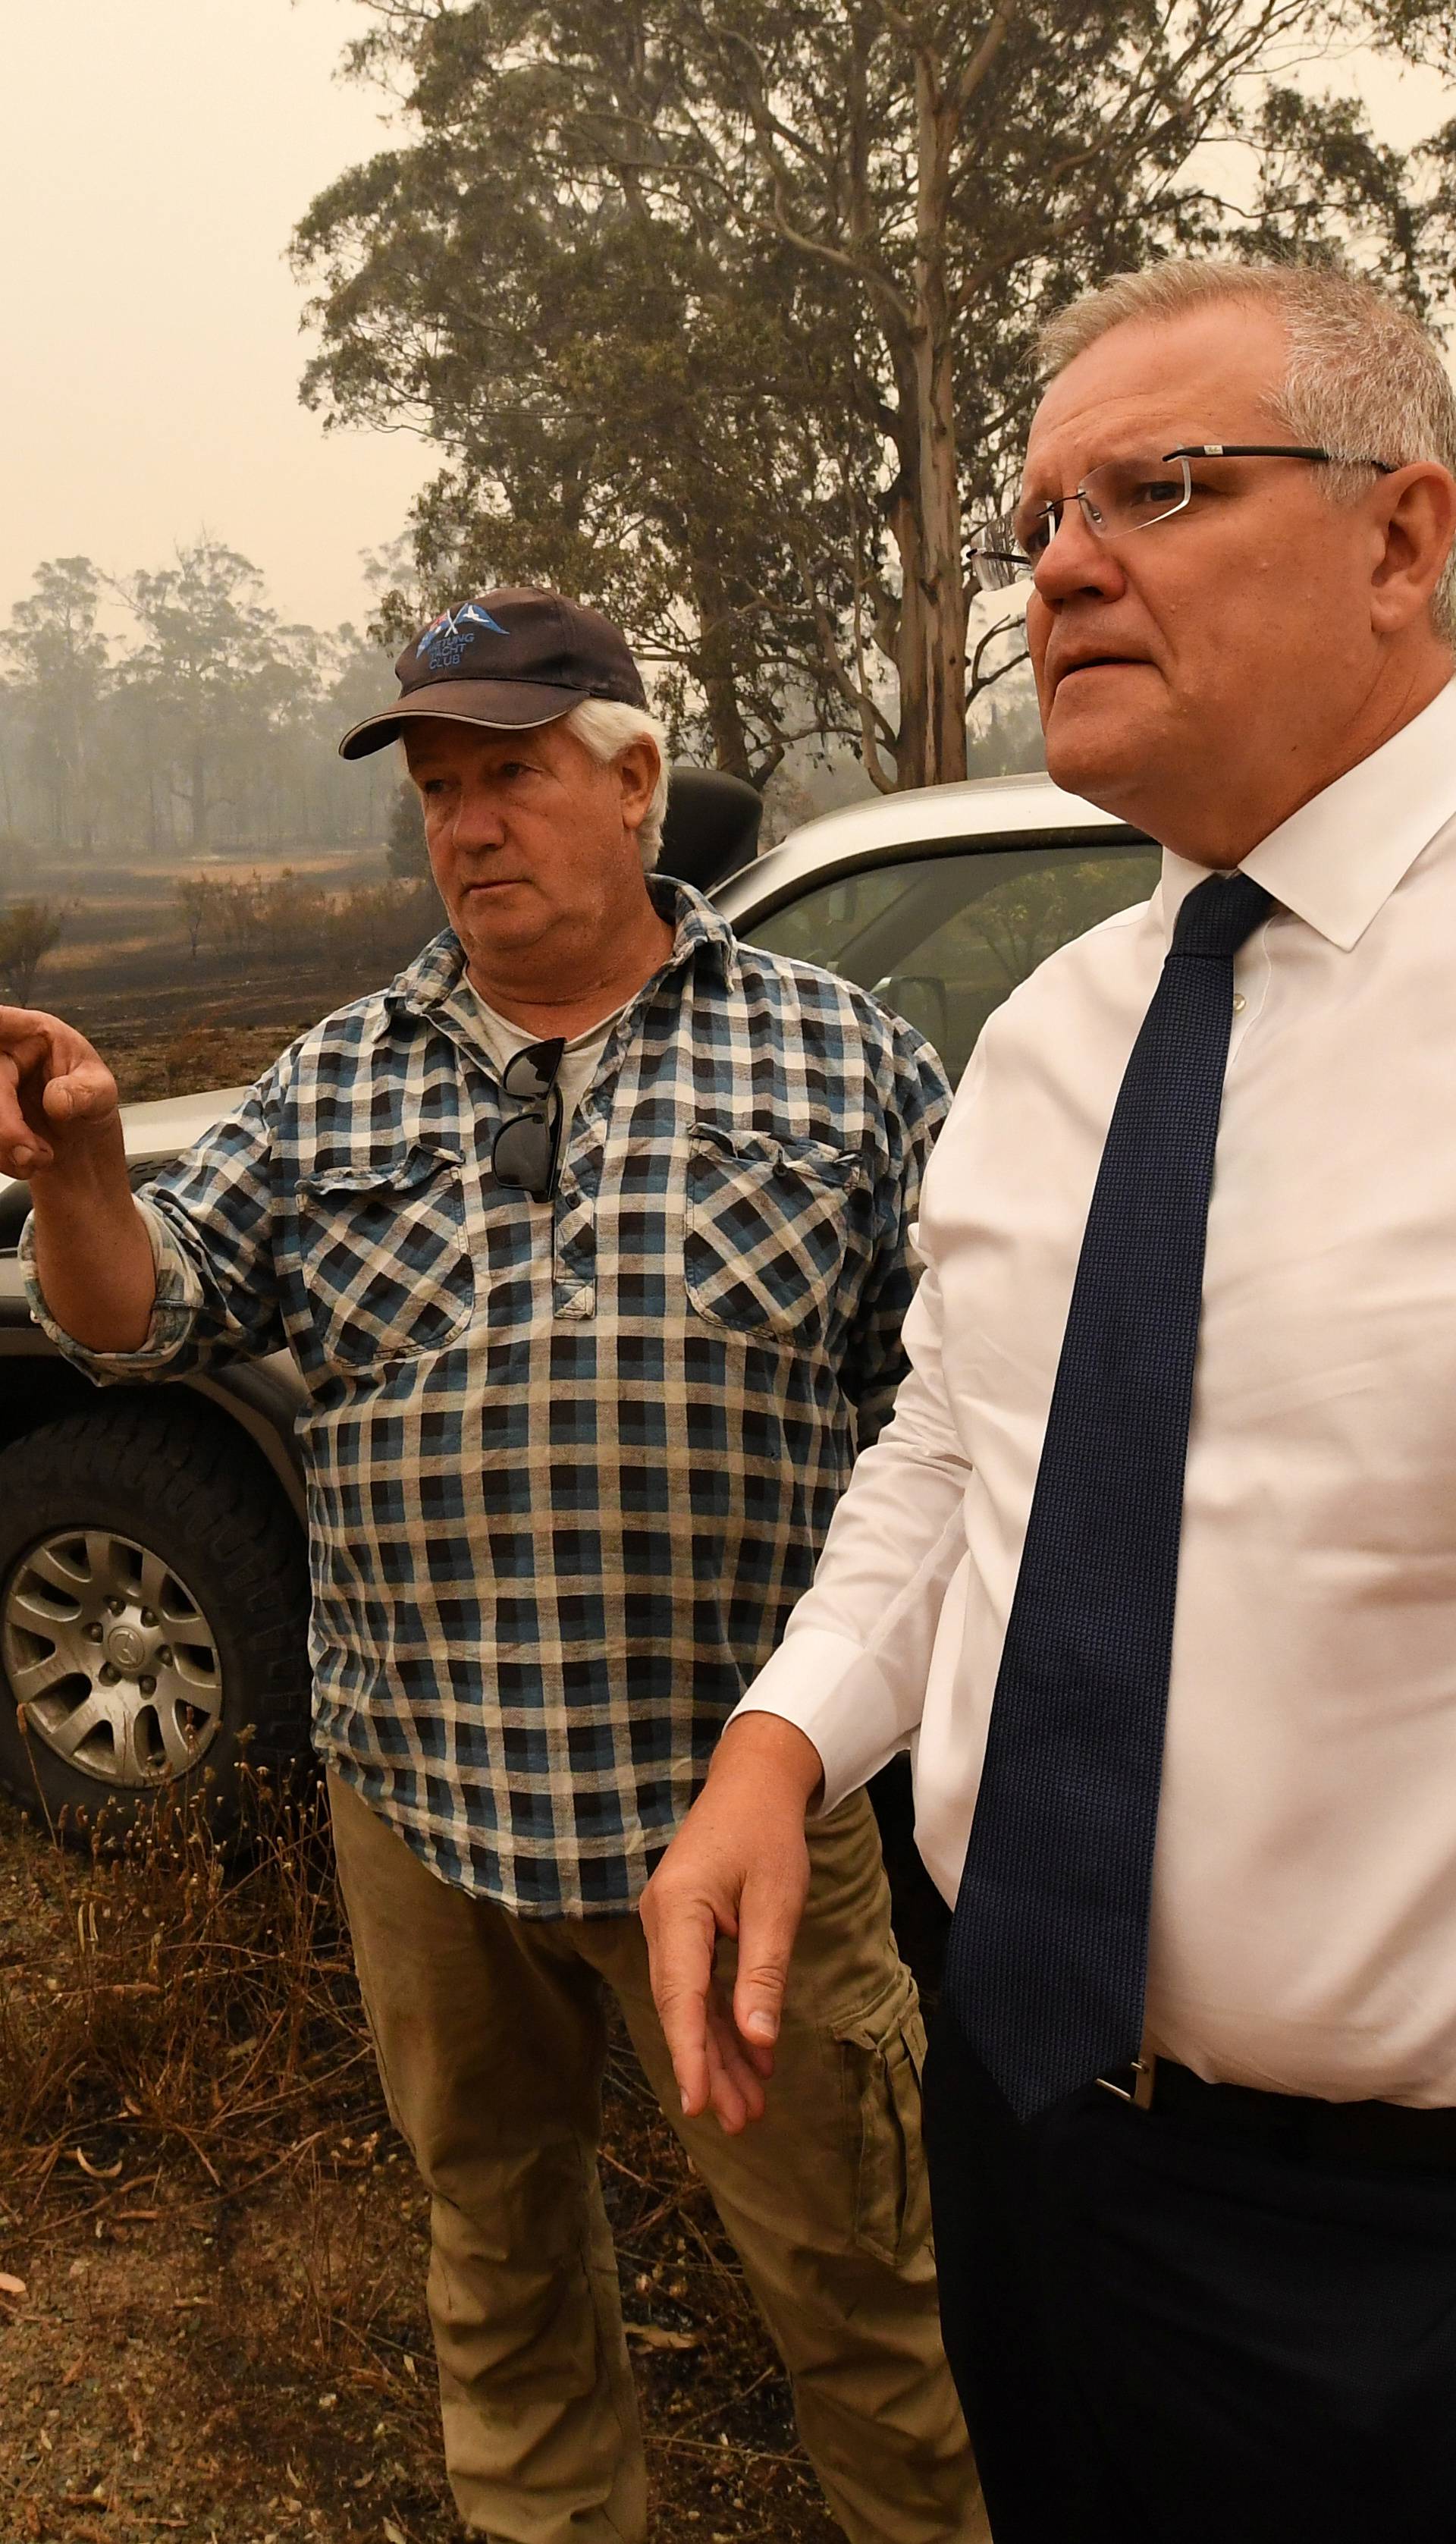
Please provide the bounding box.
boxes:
[944,868,1274,2121]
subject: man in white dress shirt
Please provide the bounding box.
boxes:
[640,259,1456,2540]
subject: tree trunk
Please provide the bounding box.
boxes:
[688,557,757,784]
[889,60,968,793]
[890,483,932,792]
[886,331,967,793]
[190,744,209,853]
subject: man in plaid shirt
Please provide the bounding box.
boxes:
[7,589,977,2541]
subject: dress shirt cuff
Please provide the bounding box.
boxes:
[730,1626,909,1817]
[21,1195,203,1378]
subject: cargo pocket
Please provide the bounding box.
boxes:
[297,1142,474,1372]
[685,1122,864,1343]
[836,1991,929,2267]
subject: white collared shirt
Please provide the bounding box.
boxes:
[739,679,1456,2106]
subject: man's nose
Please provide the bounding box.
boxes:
[1033,504,1126,607]
[450,787,508,848]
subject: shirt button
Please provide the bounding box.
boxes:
[1232,992,1247,1012]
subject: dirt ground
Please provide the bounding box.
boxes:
[0,1787,846,2544]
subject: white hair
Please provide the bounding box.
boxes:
[1038,259,1456,642]
[564,698,670,870]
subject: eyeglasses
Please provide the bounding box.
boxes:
[491,1035,566,1201]
[969,444,1398,591]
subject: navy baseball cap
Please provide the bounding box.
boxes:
[338,586,648,760]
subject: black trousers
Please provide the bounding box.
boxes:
[924,2011,1456,2543]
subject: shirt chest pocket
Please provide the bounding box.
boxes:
[296,1142,475,1372]
[685,1123,864,1343]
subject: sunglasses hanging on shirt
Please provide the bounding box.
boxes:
[491,1036,566,1201]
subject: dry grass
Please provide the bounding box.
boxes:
[0,1767,369,2201]
[110,1025,314,1104]
[0,1775,839,2541]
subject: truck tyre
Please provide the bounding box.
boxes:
[0,1396,311,1843]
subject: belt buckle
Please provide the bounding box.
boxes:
[1096,2054,1156,2111]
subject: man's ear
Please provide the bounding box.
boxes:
[615,738,661,831]
[1370,461,1456,637]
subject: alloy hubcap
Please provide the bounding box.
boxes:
[106,1622,148,1674]
[1,1528,224,1788]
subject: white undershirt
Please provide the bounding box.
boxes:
[460,980,623,1129]
[738,677,1456,2108]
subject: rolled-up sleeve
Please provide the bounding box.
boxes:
[22,1195,206,1379]
[20,1070,290,1385]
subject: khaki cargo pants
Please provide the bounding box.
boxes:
[328,1773,979,2543]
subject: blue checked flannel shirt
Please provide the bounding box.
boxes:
[25,881,951,1914]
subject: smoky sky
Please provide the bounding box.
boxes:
[0,0,425,636]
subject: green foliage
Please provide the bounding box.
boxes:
[293,0,1456,793]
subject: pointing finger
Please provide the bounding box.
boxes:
[701,1983,771,2133]
[701,1990,765,2135]
[642,1893,719,2120]
[730,1863,808,2055]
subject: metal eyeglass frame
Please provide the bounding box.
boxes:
[969,444,1398,591]
[491,1035,566,1201]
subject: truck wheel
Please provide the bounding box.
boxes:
[0,1398,311,1843]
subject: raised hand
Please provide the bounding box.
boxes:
[0,1007,157,1354]
[0,1007,121,1180]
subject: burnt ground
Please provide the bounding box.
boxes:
[0,1787,846,2544]
[24,849,435,1107]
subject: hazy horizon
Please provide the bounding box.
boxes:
[4,5,1455,650]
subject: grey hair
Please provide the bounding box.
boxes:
[564,697,670,870]
[1038,259,1456,642]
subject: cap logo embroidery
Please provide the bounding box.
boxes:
[416,602,510,669]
